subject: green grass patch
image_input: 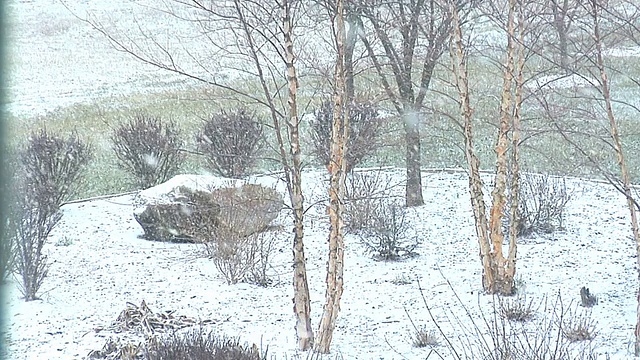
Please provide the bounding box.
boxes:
[6,48,640,201]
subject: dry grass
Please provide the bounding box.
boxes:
[109,300,215,335]
[411,327,439,348]
[561,307,599,342]
[499,296,536,322]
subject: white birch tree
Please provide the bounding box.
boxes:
[450,0,525,295]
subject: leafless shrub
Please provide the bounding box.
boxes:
[111,113,184,189]
[561,307,598,342]
[0,229,14,284]
[196,109,264,178]
[499,296,536,322]
[344,171,385,232]
[309,100,383,172]
[404,304,439,348]
[360,201,420,261]
[87,337,142,360]
[391,274,413,285]
[21,129,92,207]
[199,183,279,286]
[244,233,277,287]
[205,229,254,285]
[1,159,17,284]
[209,183,283,237]
[413,278,601,360]
[205,228,275,287]
[90,327,263,360]
[13,130,91,300]
[13,187,62,301]
[344,170,400,233]
[488,295,599,359]
[513,173,571,236]
[144,329,262,360]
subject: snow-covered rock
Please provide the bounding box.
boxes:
[133,175,283,242]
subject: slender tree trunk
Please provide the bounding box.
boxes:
[507,2,525,287]
[558,29,568,72]
[488,0,517,295]
[316,0,347,353]
[345,13,357,103]
[451,0,521,295]
[404,109,424,207]
[590,0,640,354]
[449,0,493,291]
[358,1,430,207]
[552,0,570,72]
[283,0,313,350]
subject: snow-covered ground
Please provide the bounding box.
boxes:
[5,0,207,117]
[4,0,640,359]
[2,168,638,359]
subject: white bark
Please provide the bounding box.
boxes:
[315,0,347,353]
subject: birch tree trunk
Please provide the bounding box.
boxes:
[316,0,347,353]
[449,0,493,291]
[283,0,314,350]
[345,11,357,103]
[487,0,517,295]
[507,2,525,288]
[451,0,520,295]
[589,0,640,354]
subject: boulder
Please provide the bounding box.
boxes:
[133,175,283,242]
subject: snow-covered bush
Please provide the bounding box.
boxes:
[111,113,184,189]
[309,100,383,172]
[13,129,90,300]
[196,109,263,178]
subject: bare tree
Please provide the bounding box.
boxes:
[315,0,348,353]
[450,0,524,295]
[508,2,525,262]
[354,0,457,206]
[548,0,579,72]
[281,0,316,350]
[586,0,640,354]
[611,0,640,50]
